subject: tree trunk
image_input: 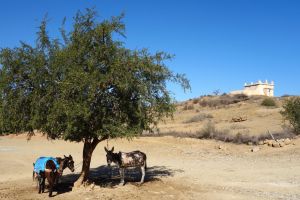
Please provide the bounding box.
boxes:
[74,136,107,187]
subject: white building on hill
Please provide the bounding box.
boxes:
[230,80,274,97]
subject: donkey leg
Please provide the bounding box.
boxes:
[140,165,145,184]
[38,175,42,194]
[49,182,53,197]
[119,168,125,185]
[41,176,46,193]
[48,173,54,197]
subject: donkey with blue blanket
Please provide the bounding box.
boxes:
[33,155,74,197]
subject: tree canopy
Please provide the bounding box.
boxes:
[0,8,190,184]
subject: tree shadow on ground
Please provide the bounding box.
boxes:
[54,165,182,195]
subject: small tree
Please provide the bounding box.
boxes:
[0,9,190,186]
[280,97,300,134]
[212,89,221,96]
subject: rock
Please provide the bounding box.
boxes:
[232,116,247,122]
[258,141,264,145]
[90,182,95,190]
[284,138,291,145]
[263,140,268,144]
[279,142,285,147]
[267,140,273,146]
[218,145,226,150]
[251,147,260,152]
[272,142,280,148]
[278,139,285,143]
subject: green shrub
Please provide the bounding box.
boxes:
[281,97,300,134]
[261,98,276,107]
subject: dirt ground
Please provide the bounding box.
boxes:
[1,134,300,200]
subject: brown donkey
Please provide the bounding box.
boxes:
[33,156,75,197]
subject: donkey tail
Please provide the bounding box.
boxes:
[32,163,35,181]
[32,171,35,181]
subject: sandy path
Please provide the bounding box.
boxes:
[0,134,300,199]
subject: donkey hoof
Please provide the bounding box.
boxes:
[119,182,125,186]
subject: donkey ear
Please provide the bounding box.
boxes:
[104,147,108,152]
[64,155,67,158]
[111,146,114,152]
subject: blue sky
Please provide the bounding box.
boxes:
[0,0,299,101]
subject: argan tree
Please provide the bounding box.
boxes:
[0,9,190,186]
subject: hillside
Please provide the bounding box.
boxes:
[157,95,291,141]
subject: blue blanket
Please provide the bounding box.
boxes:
[33,157,60,173]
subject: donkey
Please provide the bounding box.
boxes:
[104,147,147,185]
[33,155,75,197]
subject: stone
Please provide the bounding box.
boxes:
[218,145,226,150]
[267,140,273,146]
[258,141,264,145]
[251,147,260,152]
[278,139,285,143]
[279,142,285,147]
[263,140,268,144]
[272,142,280,148]
[284,138,291,145]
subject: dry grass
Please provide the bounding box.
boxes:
[184,113,213,123]
[158,95,297,142]
[195,121,295,144]
[182,104,195,111]
[198,94,249,108]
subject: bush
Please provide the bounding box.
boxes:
[192,98,200,104]
[233,94,249,101]
[198,94,249,108]
[197,121,283,144]
[281,97,300,134]
[197,121,217,138]
[184,113,213,123]
[183,104,194,111]
[261,98,276,107]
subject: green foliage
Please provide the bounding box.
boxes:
[0,8,190,142]
[280,97,300,134]
[261,98,276,107]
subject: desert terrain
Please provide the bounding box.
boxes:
[1,96,300,200]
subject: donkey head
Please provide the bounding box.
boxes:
[63,155,75,172]
[104,147,115,167]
